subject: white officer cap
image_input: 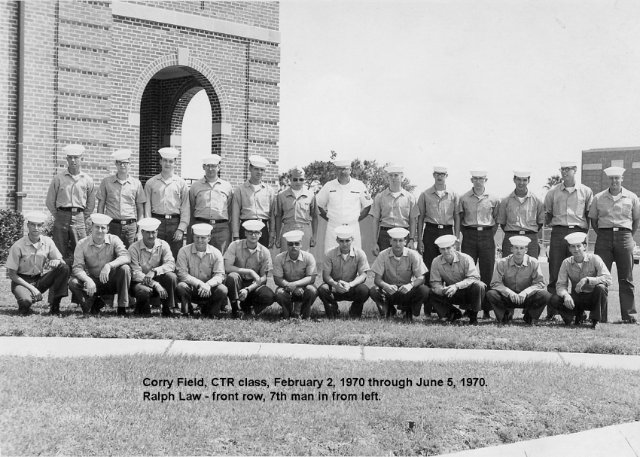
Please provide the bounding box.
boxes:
[202,154,221,165]
[90,213,112,226]
[290,166,305,176]
[112,149,132,161]
[435,234,457,248]
[513,170,531,178]
[565,232,587,245]
[63,144,85,156]
[560,161,578,168]
[24,211,47,224]
[470,170,488,178]
[384,164,404,173]
[387,227,410,239]
[283,230,304,243]
[138,217,161,232]
[433,165,448,173]
[334,225,354,239]
[248,155,269,169]
[158,147,179,159]
[604,166,625,177]
[192,223,213,236]
[334,159,351,168]
[509,235,531,247]
[242,220,265,232]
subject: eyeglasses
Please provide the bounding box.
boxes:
[287,242,301,246]
[337,238,352,243]
[291,178,305,182]
[116,161,130,166]
[246,231,262,236]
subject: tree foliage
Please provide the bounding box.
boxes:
[279,151,416,198]
[544,174,562,190]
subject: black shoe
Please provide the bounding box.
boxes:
[448,309,462,323]
[482,311,491,319]
[469,315,478,325]
[622,316,638,324]
[117,307,128,317]
[562,317,572,326]
[523,313,533,325]
[591,319,598,329]
[574,315,583,326]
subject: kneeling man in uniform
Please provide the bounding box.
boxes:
[486,235,550,324]
[369,227,430,320]
[69,213,131,315]
[129,217,177,316]
[274,230,318,319]
[548,231,611,328]
[176,223,228,318]
[6,211,70,315]
[318,225,370,318]
[428,234,485,324]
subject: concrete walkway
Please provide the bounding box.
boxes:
[2,336,639,457]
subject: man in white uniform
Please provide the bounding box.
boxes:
[316,159,372,252]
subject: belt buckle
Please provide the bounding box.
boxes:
[120,220,127,225]
[568,225,576,229]
[437,224,444,229]
[71,208,79,214]
[164,215,172,220]
[613,227,620,232]
[209,219,216,225]
[518,230,525,235]
[477,227,484,231]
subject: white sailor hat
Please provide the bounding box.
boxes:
[63,144,85,156]
[158,147,179,159]
[384,164,404,173]
[112,149,132,161]
[470,170,488,178]
[565,232,587,245]
[513,170,531,178]
[192,223,213,236]
[435,234,457,248]
[387,227,410,239]
[509,235,531,247]
[283,230,304,243]
[202,154,221,165]
[138,217,161,232]
[560,161,578,168]
[242,220,265,232]
[433,165,448,173]
[334,159,351,168]
[334,225,354,239]
[24,211,47,224]
[90,213,112,225]
[248,155,269,169]
[604,166,625,177]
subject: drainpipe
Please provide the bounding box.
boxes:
[14,0,27,211]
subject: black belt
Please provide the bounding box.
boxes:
[57,207,84,213]
[425,222,453,230]
[504,230,537,235]
[462,225,494,231]
[18,273,41,281]
[111,219,137,225]
[599,227,631,232]
[380,226,409,231]
[152,213,180,220]
[195,218,228,225]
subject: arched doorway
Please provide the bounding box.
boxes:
[138,65,221,184]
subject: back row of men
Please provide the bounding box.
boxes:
[12,145,640,323]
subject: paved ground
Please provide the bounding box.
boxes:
[2,337,639,457]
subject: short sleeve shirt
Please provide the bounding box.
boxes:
[6,235,62,275]
[497,191,545,232]
[458,189,500,227]
[97,174,146,219]
[322,246,370,282]
[416,186,458,225]
[223,240,273,276]
[370,189,416,228]
[273,250,316,281]
[128,238,175,283]
[588,188,640,229]
[176,244,225,284]
[276,188,317,225]
[315,178,371,223]
[544,183,593,228]
[370,247,427,286]
[189,177,233,220]
[72,234,129,278]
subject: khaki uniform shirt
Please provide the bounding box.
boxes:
[371,247,427,286]
[370,189,416,228]
[544,183,593,229]
[322,246,370,282]
[556,253,611,296]
[490,254,545,296]
[231,181,276,237]
[72,234,130,278]
[189,177,233,220]
[429,251,481,294]
[45,170,96,217]
[275,188,316,225]
[6,235,62,275]
[176,244,225,286]
[273,250,316,282]
[588,188,640,229]
[144,174,190,232]
[223,240,272,276]
[97,174,146,219]
[416,186,458,225]
[458,189,500,227]
[497,191,545,232]
[128,238,175,283]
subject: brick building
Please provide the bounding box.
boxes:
[0,0,280,212]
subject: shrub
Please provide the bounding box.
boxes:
[0,209,25,264]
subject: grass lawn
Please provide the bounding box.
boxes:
[1,355,639,456]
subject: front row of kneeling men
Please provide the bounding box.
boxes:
[7,211,610,328]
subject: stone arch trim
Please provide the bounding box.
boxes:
[128,51,230,125]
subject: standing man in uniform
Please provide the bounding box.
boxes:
[497,170,545,258]
[416,165,459,283]
[428,234,486,325]
[232,155,276,247]
[543,161,593,319]
[316,159,372,252]
[224,220,275,319]
[589,166,640,324]
[128,217,177,317]
[97,149,146,249]
[274,166,318,252]
[175,223,228,318]
[68,213,131,316]
[486,236,550,325]
[318,225,370,318]
[369,227,430,320]
[144,147,190,259]
[548,232,611,328]
[6,211,70,315]
[273,230,318,319]
[46,144,96,262]
[458,170,500,318]
[189,154,233,253]
[371,164,416,255]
